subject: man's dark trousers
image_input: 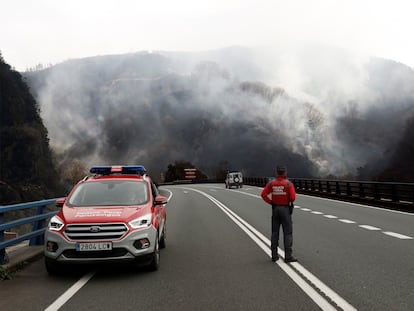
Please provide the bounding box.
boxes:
[271,204,293,259]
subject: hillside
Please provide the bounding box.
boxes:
[0,54,65,204]
[376,116,414,182]
[24,47,414,181]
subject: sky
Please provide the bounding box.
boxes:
[1,0,414,71]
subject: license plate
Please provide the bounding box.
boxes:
[76,242,113,251]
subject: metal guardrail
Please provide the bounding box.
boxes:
[242,177,414,210]
[0,199,58,265]
[242,177,270,187]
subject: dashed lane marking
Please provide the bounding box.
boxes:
[232,189,413,241]
[382,232,413,239]
[323,215,338,219]
[173,186,413,241]
[339,219,356,224]
[358,225,381,231]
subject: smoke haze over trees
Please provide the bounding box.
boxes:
[23,46,414,182]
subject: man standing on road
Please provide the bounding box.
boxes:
[261,166,297,263]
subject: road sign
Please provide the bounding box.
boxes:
[184,168,197,179]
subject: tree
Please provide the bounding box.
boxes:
[0,57,65,204]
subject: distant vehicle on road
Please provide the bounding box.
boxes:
[225,171,243,189]
[44,165,168,274]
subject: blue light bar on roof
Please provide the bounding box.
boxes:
[90,165,146,175]
[122,165,146,175]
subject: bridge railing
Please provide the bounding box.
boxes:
[0,199,59,264]
[240,177,413,211]
[289,179,414,204]
[243,177,271,187]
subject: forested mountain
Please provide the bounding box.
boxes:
[24,51,317,180]
[1,44,412,207]
[0,54,65,204]
[376,116,414,182]
[23,46,414,182]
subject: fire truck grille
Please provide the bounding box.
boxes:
[64,223,128,240]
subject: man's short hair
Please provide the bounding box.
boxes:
[276,166,287,175]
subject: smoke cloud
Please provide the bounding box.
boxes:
[24,46,414,180]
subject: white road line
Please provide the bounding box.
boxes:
[382,231,413,239]
[45,272,95,311]
[200,185,413,217]
[359,225,381,231]
[298,193,414,216]
[230,190,261,199]
[162,189,173,202]
[301,208,312,212]
[183,187,357,311]
[339,219,356,224]
[220,187,413,242]
[323,215,338,219]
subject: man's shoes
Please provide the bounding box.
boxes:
[271,255,279,262]
[284,256,298,263]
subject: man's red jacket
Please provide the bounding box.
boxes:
[261,176,296,205]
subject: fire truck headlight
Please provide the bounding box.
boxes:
[129,213,152,229]
[48,215,64,231]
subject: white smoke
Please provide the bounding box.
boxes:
[26,46,414,178]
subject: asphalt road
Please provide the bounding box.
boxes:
[0,184,413,311]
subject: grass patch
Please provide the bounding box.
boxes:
[0,267,13,280]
